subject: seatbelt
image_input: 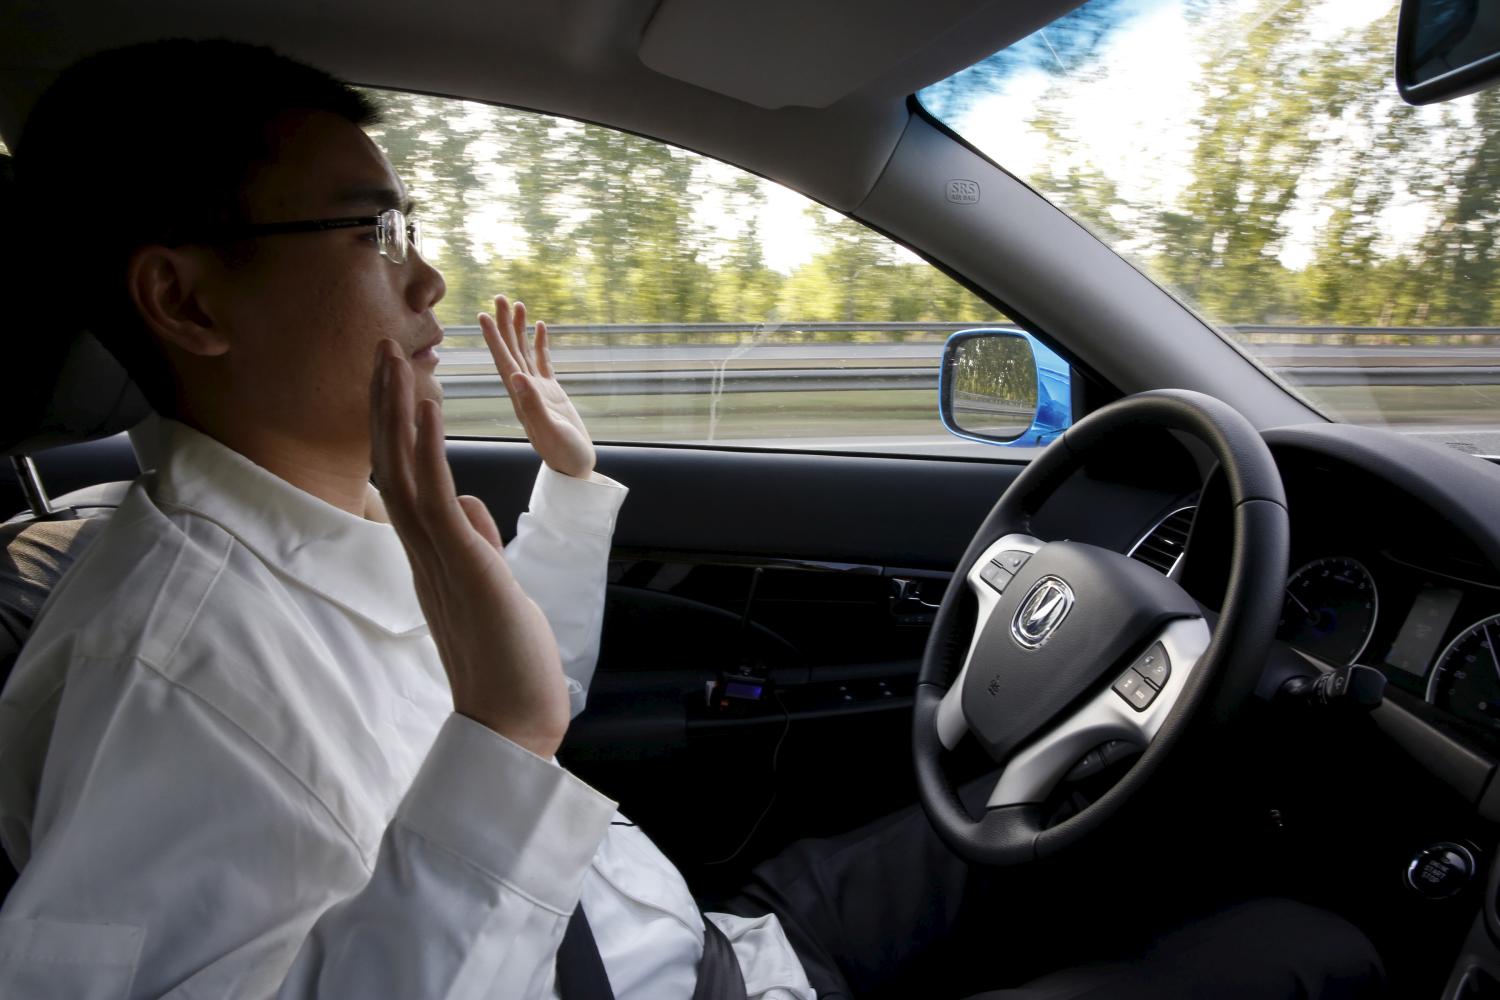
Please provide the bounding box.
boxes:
[556,905,614,1000]
[693,916,749,1000]
[556,904,749,1000]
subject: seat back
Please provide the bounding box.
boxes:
[0,481,131,902]
[0,153,147,456]
[0,146,149,902]
[1,482,132,681]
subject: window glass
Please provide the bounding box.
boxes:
[919,0,1500,459]
[363,90,1052,458]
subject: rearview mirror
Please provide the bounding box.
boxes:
[1397,0,1500,105]
[939,329,1071,447]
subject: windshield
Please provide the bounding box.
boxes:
[919,0,1500,458]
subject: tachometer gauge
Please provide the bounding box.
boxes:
[1277,557,1379,665]
[1426,614,1500,731]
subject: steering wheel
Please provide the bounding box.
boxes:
[913,389,1289,865]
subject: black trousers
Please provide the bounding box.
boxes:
[717,777,1385,1000]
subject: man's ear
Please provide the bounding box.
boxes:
[126,245,231,358]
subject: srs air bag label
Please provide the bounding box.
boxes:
[947,179,981,204]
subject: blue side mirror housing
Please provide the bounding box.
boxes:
[938,328,1072,448]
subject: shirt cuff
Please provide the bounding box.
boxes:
[528,464,628,538]
[395,713,617,914]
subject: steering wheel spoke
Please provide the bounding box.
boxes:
[935,532,1045,751]
[985,615,1211,808]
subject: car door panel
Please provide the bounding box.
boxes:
[446,439,1030,877]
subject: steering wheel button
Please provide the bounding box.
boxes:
[1113,670,1148,699]
[1134,643,1171,688]
[980,561,1013,591]
[1113,670,1157,710]
[995,550,1031,573]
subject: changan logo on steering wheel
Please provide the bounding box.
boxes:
[1010,576,1075,650]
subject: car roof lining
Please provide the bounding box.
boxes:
[0,0,1083,212]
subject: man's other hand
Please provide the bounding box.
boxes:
[370,339,571,758]
[480,295,597,480]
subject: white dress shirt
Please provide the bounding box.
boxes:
[0,419,812,999]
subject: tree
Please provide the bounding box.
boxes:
[364,88,1003,337]
[709,173,783,322]
[501,113,586,322]
[366,91,495,326]
[1410,88,1500,325]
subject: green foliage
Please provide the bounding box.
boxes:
[953,336,1037,404]
[1025,0,1500,331]
[363,90,1003,336]
[367,0,1500,344]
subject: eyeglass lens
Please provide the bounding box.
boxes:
[376,208,422,264]
[379,209,406,264]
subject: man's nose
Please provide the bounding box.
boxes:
[406,248,446,311]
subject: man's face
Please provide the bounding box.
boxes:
[197,108,446,453]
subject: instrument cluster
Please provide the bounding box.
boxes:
[1161,443,1500,738]
[1276,548,1500,733]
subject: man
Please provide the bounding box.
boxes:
[0,39,1383,1000]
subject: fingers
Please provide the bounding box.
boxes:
[479,310,523,384]
[483,294,540,377]
[458,494,505,550]
[412,398,471,546]
[369,340,388,482]
[479,312,533,432]
[371,340,418,520]
[495,294,525,374]
[370,341,470,561]
[513,299,537,373]
[480,293,562,435]
[535,320,555,380]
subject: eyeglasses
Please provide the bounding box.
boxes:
[198,207,422,264]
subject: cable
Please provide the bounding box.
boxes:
[701,689,792,867]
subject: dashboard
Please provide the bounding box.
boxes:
[1176,426,1500,755]
[1274,459,1500,733]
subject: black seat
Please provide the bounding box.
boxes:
[0,150,149,902]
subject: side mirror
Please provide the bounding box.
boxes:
[938,329,1071,447]
[1397,0,1500,105]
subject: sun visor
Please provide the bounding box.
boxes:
[638,0,996,109]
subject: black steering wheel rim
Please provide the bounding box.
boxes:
[912,389,1289,866]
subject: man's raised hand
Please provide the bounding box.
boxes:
[369,339,571,758]
[479,295,597,480]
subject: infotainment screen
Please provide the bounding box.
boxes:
[1384,584,1464,677]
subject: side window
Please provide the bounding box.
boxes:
[365,90,1063,457]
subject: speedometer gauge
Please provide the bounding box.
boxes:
[1426,615,1500,731]
[1277,557,1379,665]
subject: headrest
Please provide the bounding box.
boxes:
[0,153,150,456]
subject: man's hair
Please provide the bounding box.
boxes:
[16,39,379,411]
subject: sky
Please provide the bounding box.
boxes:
[917,0,1465,271]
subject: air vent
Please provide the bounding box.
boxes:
[1129,506,1196,576]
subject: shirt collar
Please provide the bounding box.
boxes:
[142,417,427,636]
